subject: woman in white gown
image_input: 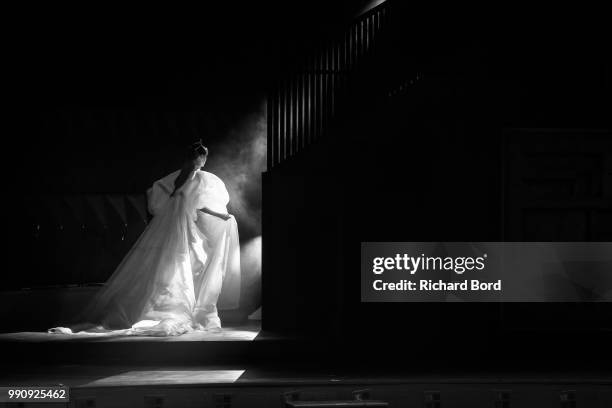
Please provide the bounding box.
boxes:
[49,141,241,336]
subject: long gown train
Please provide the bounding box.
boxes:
[50,169,241,336]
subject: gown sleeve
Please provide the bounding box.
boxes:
[146,170,181,216]
[194,172,230,214]
[192,171,241,311]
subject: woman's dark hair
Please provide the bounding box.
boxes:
[185,141,209,162]
[172,141,209,195]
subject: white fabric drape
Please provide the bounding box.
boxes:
[50,170,241,336]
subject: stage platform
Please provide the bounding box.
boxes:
[1,323,611,407]
[1,363,610,408]
[0,322,262,343]
[1,321,611,407]
[0,324,318,370]
[0,322,306,366]
[4,364,612,388]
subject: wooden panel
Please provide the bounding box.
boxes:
[503,129,612,241]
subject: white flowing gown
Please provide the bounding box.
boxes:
[52,169,241,336]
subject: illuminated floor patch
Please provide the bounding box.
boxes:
[81,369,246,387]
[0,324,260,342]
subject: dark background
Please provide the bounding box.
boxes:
[260,1,612,369]
[3,1,612,369]
[7,1,374,190]
[5,1,370,287]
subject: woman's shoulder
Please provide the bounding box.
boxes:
[198,170,225,185]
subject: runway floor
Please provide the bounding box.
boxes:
[1,322,610,408]
[2,363,611,388]
[0,322,262,342]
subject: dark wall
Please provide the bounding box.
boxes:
[262,2,612,366]
[6,4,276,289]
[4,1,377,289]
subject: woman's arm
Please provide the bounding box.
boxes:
[170,168,198,197]
[199,207,232,220]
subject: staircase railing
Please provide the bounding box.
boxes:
[267,1,392,169]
